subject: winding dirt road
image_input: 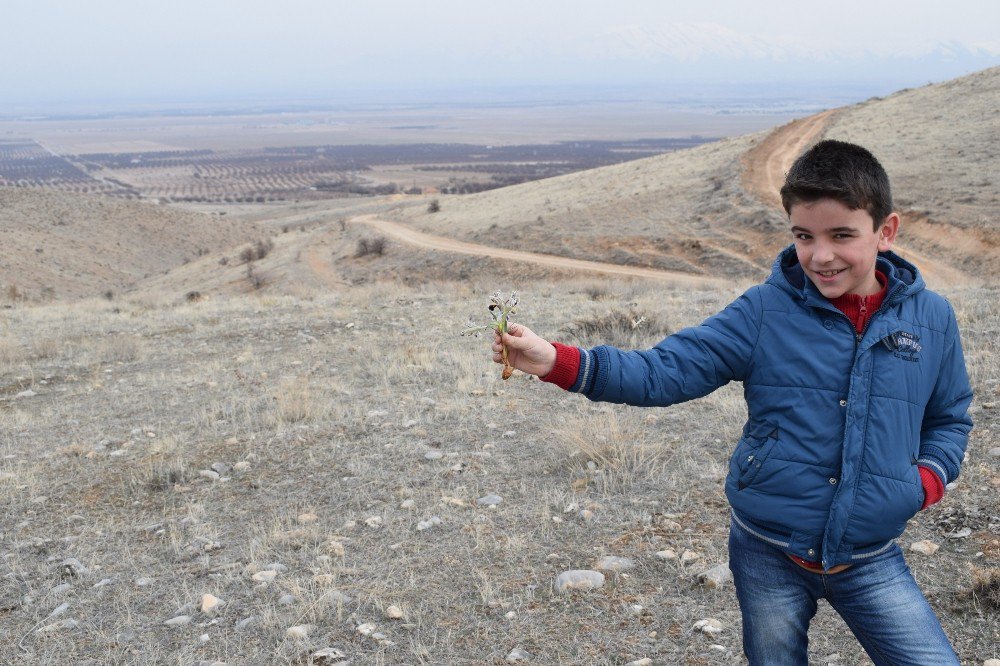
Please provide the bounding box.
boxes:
[351,215,724,286]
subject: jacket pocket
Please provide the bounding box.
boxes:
[732,423,779,490]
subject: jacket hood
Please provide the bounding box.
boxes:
[767,244,924,305]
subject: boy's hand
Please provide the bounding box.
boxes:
[492,323,557,378]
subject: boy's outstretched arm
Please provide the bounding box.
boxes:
[916,305,974,497]
[491,323,559,378]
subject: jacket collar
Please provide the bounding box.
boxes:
[767,244,924,309]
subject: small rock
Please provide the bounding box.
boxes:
[36,619,79,634]
[417,516,442,531]
[278,594,296,606]
[135,577,153,587]
[563,502,579,513]
[946,527,972,539]
[626,659,652,666]
[424,450,444,461]
[61,558,89,578]
[365,516,383,529]
[200,593,224,614]
[16,389,37,398]
[983,660,1000,666]
[199,470,220,481]
[595,556,635,572]
[555,570,605,593]
[198,633,210,643]
[987,447,1000,458]
[655,549,678,561]
[693,618,724,635]
[910,540,941,556]
[233,461,251,472]
[627,604,645,616]
[251,570,278,582]
[328,540,346,557]
[697,563,733,588]
[356,622,377,636]
[50,583,72,595]
[312,647,349,664]
[298,512,318,524]
[505,610,517,619]
[265,562,288,573]
[400,499,415,509]
[92,578,113,588]
[210,462,231,475]
[680,549,700,564]
[329,590,353,604]
[235,616,255,631]
[286,624,313,639]
[507,647,533,662]
[476,494,503,507]
[385,605,404,619]
[164,615,192,627]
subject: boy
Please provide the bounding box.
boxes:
[490,140,973,664]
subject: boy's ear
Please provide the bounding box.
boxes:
[877,213,900,251]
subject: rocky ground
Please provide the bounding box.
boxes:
[1,275,997,665]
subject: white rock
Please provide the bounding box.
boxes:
[982,660,1000,666]
[946,527,972,539]
[50,583,72,595]
[505,610,517,619]
[199,470,220,481]
[37,619,79,634]
[417,516,442,531]
[626,659,652,666]
[356,622,377,636]
[627,604,645,616]
[135,577,153,587]
[265,562,288,573]
[555,569,605,593]
[365,516,383,529]
[655,549,678,561]
[400,499,415,509]
[563,502,579,513]
[595,556,635,572]
[385,605,404,619]
[286,624,313,639]
[910,540,941,556]
[233,461,251,472]
[476,494,503,507]
[697,563,733,588]
[16,389,37,398]
[201,593,224,614]
[680,549,700,564]
[507,647,533,662]
[199,633,210,643]
[92,578,113,588]
[252,570,278,582]
[235,616,255,631]
[278,594,296,606]
[988,447,1000,458]
[164,615,192,626]
[210,462,230,475]
[424,450,444,460]
[693,618,724,635]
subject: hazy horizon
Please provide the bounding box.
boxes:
[4,1,998,110]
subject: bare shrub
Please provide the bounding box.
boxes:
[0,338,24,367]
[970,567,1000,611]
[427,199,440,213]
[561,309,669,348]
[240,238,275,264]
[32,337,62,359]
[97,334,144,364]
[246,264,265,290]
[185,291,203,303]
[273,378,326,424]
[355,236,388,258]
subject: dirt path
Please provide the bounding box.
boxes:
[351,215,724,286]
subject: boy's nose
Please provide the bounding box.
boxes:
[813,242,836,264]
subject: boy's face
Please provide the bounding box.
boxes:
[790,198,899,299]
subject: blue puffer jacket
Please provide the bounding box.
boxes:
[571,246,973,569]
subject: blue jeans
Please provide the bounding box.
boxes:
[728,518,959,665]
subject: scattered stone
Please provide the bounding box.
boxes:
[329,591,353,604]
[365,516,383,529]
[356,622,377,636]
[199,633,210,643]
[50,583,72,595]
[210,462,230,475]
[417,516,442,531]
[312,647,349,664]
[37,619,79,634]
[201,593,224,614]
[385,605,404,619]
[680,549,700,564]
[507,647,533,662]
[655,549,678,561]
[627,604,645,616]
[595,556,635,572]
[235,616,255,631]
[476,494,503,508]
[286,624,313,639]
[61,558,89,578]
[199,470,220,481]
[135,577,153,587]
[233,461,251,472]
[400,499,415,509]
[265,562,288,573]
[164,615,192,627]
[92,578,113,588]
[983,660,1000,666]
[298,512,318,524]
[563,502,579,513]
[505,610,517,619]
[252,570,278,582]
[328,541,346,557]
[626,659,652,666]
[693,618,724,635]
[988,447,1000,458]
[16,389,37,398]
[278,594,296,606]
[910,540,941,556]
[697,563,733,589]
[424,451,444,461]
[555,570,605,593]
[946,527,972,539]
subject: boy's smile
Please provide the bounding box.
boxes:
[790,198,899,299]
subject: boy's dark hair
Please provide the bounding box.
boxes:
[780,140,893,230]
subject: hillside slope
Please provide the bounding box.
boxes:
[0,189,264,301]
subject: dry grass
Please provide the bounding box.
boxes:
[0,275,993,664]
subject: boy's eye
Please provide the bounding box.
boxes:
[793,233,811,240]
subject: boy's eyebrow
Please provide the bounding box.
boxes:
[790,226,858,233]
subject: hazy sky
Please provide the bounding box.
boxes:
[4,0,998,105]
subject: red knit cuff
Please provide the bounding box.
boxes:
[919,465,945,510]
[540,342,580,391]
